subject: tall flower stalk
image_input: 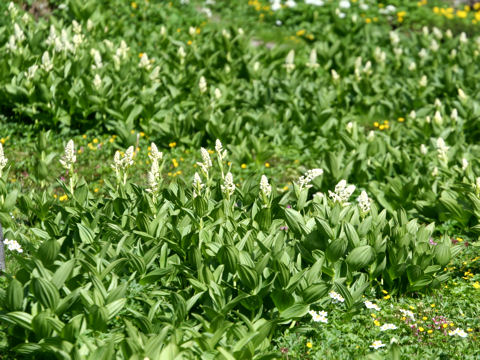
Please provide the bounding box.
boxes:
[59,140,76,194]
[112,146,135,186]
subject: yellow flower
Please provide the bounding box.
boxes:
[130,130,135,134]
[131,1,137,9]
[59,194,68,202]
[140,132,145,137]
[109,138,114,143]
[398,117,405,122]
[374,320,380,326]
[373,122,379,127]
[138,52,144,58]
[208,149,214,154]
[457,10,468,18]
[93,138,98,144]
[172,159,179,168]
[306,342,313,349]
[443,324,448,328]
[169,142,177,148]
[379,124,385,130]
[468,328,473,332]
[187,40,193,46]
[265,162,270,168]
[365,18,372,23]
[409,306,415,310]
[94,188,99,193]
[383,294,391,300]
[473,282,480,289]
[82,134,87,139]
[371,313,376,318]
[419,327,424,332]
[397,11,407,17]
[431,304,435,308]
[241,163,247,169]
[427,329,433,334]
[283,186,289,191]
[296,29,306,36]
[422,317,428,321]
[381,290,388,294]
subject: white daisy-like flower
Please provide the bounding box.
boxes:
[329,290,345,303]
[369,340,385,349]
[364,301,380,311]
[4,239,23,253]
[380,323,397,331]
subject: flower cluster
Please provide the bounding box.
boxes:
[380,323,397,331]
[370,340,385,349]
[328,180,356,206]
[364,301,381,311]
[197,147,212,178]
[297,168,323,190]
[4,238,23,253]
[357,190,371,213]
[221,172,235,198]
[309,310,328,323]
[146,142,163,197]
[0,143,8,178]
[448,328,468,338]
[59,139,76,170]
[329,290,345,303]
[112,146,135,185]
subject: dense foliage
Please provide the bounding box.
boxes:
[0,0,479,358]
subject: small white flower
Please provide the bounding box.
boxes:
[357,191,371,213]
[199,76,207,93]
[93,74,102,90]
[458,88,468,102]
[59,140,76,169]
[434,111,443,125]
[420,144,428,155]
[339,0,350,9]
[364,301,380,311]
[214,88,222,100]
[419,75,428,87]
[24,65,38,80]
[14,23,25,43]
[306,49,319,68]
[432,27,443,39]
[446,29,453,38]
[432,166,438,177]
[147,159,161,194]
[436,137,449,163]
[329,180,355,206]
[380,323,397,331]
[430,39,439,52]
[285,0,297,7]
[418,48,428,59]
[0,143,8,178]
[459,32,468,44]
[8,2,18,17]
[389,31,400,46]
[408,62,417,71]
[197,147,212,177]
[329,290,345,303]
[370,340,386,349]
[297,168,323,190]
[149,142,163,162]
[90,48,103,69]
[215,139,227,161]
[409,110,417,119]
[260,175,272,198]
[305,0,324,5]
[451,108,458,122]
[4,239,23,253]
[462,158,468,171]
[271,0,282,11]
[284,50,295,72]
[139,53,152,70]
[331,69,340,82]
[192,172,204,198]
[221,172,235,197]
[72,20,82,34]
[41,51,53,72]
[399,309,415,320]
[449,328,468,338]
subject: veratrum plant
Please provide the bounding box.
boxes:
[0,142,452,359]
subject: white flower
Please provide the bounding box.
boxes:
[8,2,18,17]
[357,191,371,213]
[14,23,25,43]
[399,309,415,321]
[6,35,17,53]
[422,26,429,36]
[41,51,53,72]
[419,75,428,87]
[199,76,207,93]
[72,20,82,34]
[284,50,295,72]
[458,88,467,102]
[150,66,160,81]
[305,0,324,5]
[460,32,468,44]
[147,159,160,194]
[418,48,428,59]
[446,29,453,38]
[389,31,400,46]
[430,39,439,52]
[346,121,354,134]
[214,88,222,100]
[409,110,417,119]
[306,49,319,68]
[297,168,323,190]
[221,172,235,197]
[93,74,102,90]
[420,144,428,155]
[0,143,8,178]
[432,166,438,177]
[238,28,244,35]
[309,310,328,323]
[329,180,355,206]
[260,175,272,198]
[462,158,468,171]
[215,139,227,161]
[139,53,152,70]
[374,47,386,63]
[436,138,449,163]
[59,140,76,170]
[271,0,282,11]
[434,111,443,125]
[196,147,212,177]
[364,301,380,311]
[329,290,345,303]
[111,146,135,178]
[408,62,417,71]
[87,19,94,31]
[331,69,340,82]
[24,65,38,80]
[367,131,375,141]
[149,142,163,162]
[451,109,458,122]
[449,328,468,338]
[253,61,260,72]
[193,172,204,198]
[90,48,103,70]
[4,239,23,253]
[285,0,297,7]
[449,49,457,59]
[380,323,397,331]
[432,27,443,39]
[370,340,386,349]
[339,0,350,9]
[222,29,231,39]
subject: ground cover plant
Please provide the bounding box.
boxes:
[0,0,479,358]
